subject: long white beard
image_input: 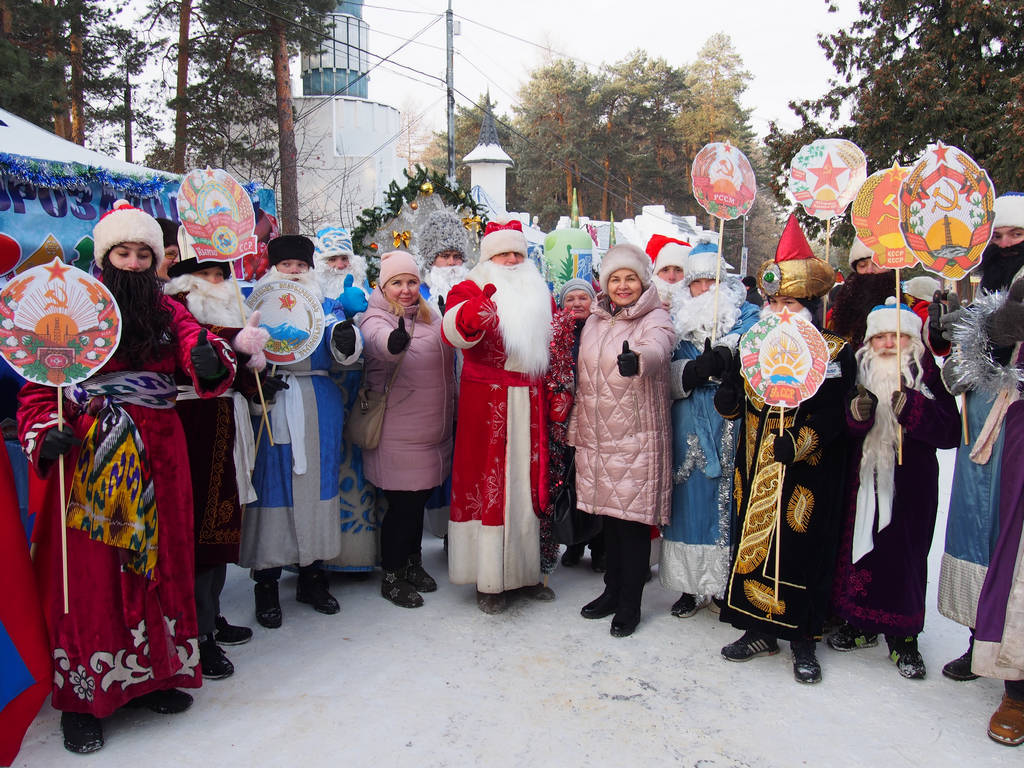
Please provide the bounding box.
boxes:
[759,303,813,324]
[258,265,323,302]
[315,256,368,300]
[653,276,687,308]
[851,341,925,562]
[164,273,247,326]
[469,259,552,377]
[426,264,469,301]
[671,277,746,349]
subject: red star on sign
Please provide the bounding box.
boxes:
[44,258,71,281]
[933,143,949,163]
[279,293,297,311]
[809,154,845,192]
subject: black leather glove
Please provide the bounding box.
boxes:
[387,317,411,355]
[190,330,225,380]
[772,433,796,465]
[437,294,446,315]
[39,424,80,461]
[848,385,878,422]
[259,374,289,404]
[331,319,357,357]
[617,341,639,377]
[714,380,742,416]
[928,290,964,343]
[988,279,1024,346]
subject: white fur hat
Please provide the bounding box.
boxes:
[599,243,651,293]
[902,275,941,302]
[92,199,165,268]
[994,193,1024,230]
[849,237,874,265]
[480,220,528,262]
[864,296,922,340]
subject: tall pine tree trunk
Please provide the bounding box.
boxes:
[270,17,298,235]
[40,0,71,138]
[172,0,191,173]
[69,31,85,145]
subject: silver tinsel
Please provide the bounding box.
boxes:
[674,433,707,484]
[946,290,1024,398]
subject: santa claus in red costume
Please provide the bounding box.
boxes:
[441,219,554,614]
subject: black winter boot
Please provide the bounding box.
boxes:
[214,615,253,646]
[253,580,282,628]
[405,553,437,593]
[791,640,822,684]
[296,569,340,615]
[581,590,617,620]
[888,635,926,680]
[381,569,424,608]
[61,712,103,754]
[199,634,234,680]
[125,688,193,714]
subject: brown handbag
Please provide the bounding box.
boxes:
[343,320,411,450]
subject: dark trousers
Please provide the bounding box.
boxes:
[602,516,651,621]
[195,563,226,636]
[252,562,323,583]
[381,489,432,571]
[1007,679,1024,701]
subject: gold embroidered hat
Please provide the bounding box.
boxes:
[758,214,836,300]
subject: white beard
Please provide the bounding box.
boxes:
[315,255,368,300]
[426,264,469,301]
[759,303,813,324]
[469,259,552,377]
[671,276,747,349]
[164,273,247,327]
[258,265,323,302]
[653,276,687,308]
[852,340,926,561]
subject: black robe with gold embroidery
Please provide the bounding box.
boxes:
[718,330,854,641]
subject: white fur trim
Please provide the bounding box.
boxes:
[653,242,690,274]
[480,227,527,262]
[599,244,651,293]
[93,199,164,268]
[447,387,541,590]
[994,194,1024,230]
[903,275,941,301]
[442,301,481,349]
[849,237,874,264]
[165,273,248,327]
[671,275,747,348]
[864,296,922,340]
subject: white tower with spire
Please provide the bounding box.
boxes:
[462,99,513,216]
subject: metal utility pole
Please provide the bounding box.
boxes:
[446,0,455,184]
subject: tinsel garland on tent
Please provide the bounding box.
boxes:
[0,152,178,198]
[352,165,487,282]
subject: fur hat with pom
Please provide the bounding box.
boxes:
[92,199,165,268]
[417,210,469,267]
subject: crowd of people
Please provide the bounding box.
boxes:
[9,193,1024,754]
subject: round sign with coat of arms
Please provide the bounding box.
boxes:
[0,257,121,386]
[790,138,868,220]
[245,280,325,365]
[691,141,757,220]
[852,163,917,270]
[739,308,828,408]
[899,142,995,280]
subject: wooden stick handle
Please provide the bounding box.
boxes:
[57,387,69,615]
[896,268,903,466]
[232,275,274,447]
[711,218,725,345]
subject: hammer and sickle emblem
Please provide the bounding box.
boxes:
[717,159,735,178]
[931,180,959,213]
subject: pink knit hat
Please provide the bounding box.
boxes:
[378,250,420,286]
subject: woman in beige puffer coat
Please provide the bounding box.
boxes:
[569,243,675,638]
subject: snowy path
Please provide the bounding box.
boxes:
[12,450,1019,767]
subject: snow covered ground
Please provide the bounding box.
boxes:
[12,450,1020,767]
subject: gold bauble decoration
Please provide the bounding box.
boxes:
[409,201,419,210]
[420,181,434,195]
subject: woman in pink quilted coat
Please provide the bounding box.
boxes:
[360,251,456,609]
[569,244,676,637]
